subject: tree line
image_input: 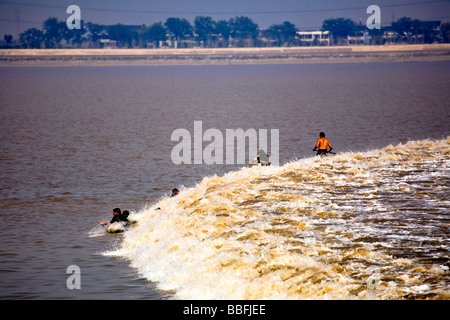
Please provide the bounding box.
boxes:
[6,15,450,49]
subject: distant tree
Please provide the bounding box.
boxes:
[322,17,356,45]
[61,20,86,47]
[144,22,167,47]
[86,22,106,47]
[164,17,193,46]
[20,28,44,48]
[265,21,297,46]
[107,24,137,48]
[441,22,450,43]
[421,21,440,44]
[194,16,215,46]
[215,20,231,46]
[230,16,259,39]
[229,16,259,46]
[42,17,65,48]
[4,34,13,46]
[391,17,422,43]
[280,21,298,45]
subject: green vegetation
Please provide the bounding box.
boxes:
[2,15,449,49]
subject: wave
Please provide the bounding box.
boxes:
[111,137,450,299]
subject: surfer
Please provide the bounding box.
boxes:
[99,208,125,226]
[171,188,180,197]
[313,132,333,156]
[248,150,271,167]
[122,210,130,222]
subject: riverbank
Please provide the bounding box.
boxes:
[1,44,450,66]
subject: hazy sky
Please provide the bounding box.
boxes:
[1,0,449,38]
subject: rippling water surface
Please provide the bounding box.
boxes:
[0,62,448,299]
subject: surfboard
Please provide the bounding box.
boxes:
[97,221,128,233]
[106,227,125,234]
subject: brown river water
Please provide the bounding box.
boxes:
[0,62,448,299]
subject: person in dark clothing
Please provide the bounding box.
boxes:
[171,188,180,197]
[99,208,123,226]
[122,210,130,221]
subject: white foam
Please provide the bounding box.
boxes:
[113,137,450,299]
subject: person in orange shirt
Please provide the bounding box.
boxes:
[313,132,333,156]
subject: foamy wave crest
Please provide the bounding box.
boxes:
[112,138,450,299]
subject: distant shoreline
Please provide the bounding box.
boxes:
[1,44,450,67]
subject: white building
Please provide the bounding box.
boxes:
[297,30,330,46]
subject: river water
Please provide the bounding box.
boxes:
[0,61,448,299]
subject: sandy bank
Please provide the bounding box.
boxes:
[1,44,449,66]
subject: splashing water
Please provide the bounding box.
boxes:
[110,138,449,300]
